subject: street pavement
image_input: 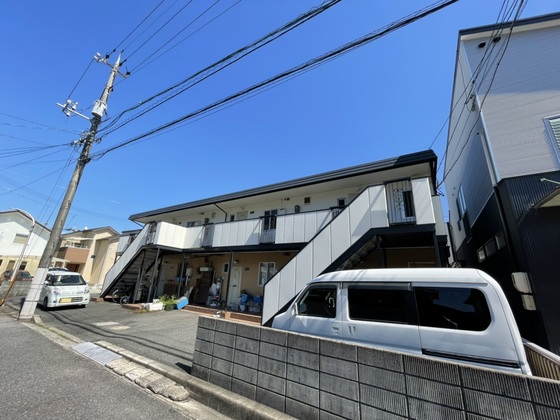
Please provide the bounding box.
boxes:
[28,297,200,374]
[1,297,291,420]
[0,308,230,420]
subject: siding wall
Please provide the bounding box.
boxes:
[463,24,560,179]
[192,317,560,419]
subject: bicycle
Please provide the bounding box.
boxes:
[111,287,133,304]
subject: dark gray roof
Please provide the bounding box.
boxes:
[130,149,437,221]
[459,11,560,37]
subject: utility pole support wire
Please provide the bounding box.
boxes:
[19,53,124,321]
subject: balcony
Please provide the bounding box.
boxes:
[57,246,89,264]
[148,179,436,252]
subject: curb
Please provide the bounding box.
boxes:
[94,340,294,420]
[1,302,292,420]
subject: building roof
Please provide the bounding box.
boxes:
[459,11,560,38]
[130,149,437,223]
[0,209,51,233]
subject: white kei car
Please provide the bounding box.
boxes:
[40,270,90,309]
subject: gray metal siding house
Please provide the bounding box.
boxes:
[444,13,560,353]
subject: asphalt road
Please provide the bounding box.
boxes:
[0,312,209,420]
[25,298,201,374]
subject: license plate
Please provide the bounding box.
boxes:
[60,298,72,303]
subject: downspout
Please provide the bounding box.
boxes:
[214,203,228,222]
[223,251,234,308]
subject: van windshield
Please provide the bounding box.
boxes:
[52,274,86,286]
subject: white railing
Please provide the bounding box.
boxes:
[101,223,153,294]
[275,210,332,244]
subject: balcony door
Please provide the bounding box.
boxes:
[261,209,277,243]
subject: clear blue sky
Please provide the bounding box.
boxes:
[0,1,557,233]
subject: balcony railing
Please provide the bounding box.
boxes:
[143,180,436,251]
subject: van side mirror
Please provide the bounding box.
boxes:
[298,303,307,314]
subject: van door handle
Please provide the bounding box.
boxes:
[332,323,340,335]
[348,324,357,335]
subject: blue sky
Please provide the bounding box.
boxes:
[0,1,557,233]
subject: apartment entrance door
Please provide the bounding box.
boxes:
[227,267,242,308]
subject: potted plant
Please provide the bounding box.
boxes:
[160,294,177,310]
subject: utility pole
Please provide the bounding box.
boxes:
[19,53,126,320]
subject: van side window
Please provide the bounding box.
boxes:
[347,285,413,324]
[415,287,491,331]
[297,286,337,318]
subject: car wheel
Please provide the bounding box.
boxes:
[43,297,50,311]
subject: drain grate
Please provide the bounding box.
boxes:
[73,342,122,365]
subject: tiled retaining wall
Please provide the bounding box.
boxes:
[191,317,560,419]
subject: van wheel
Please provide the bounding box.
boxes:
[42,297,50,311]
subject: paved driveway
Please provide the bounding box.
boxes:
[33,298,201,373]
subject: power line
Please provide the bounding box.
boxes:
[97,0,342,136]
[130,0,240,76]
[438,0,527,189]
[92,0,458,159]
[112,0,167,54]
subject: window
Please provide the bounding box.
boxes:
[13,234,28,244]
[258,262,275,287]
[386,180,416,224]
[304,197,311,204]
[545,115,560,151]
[456,185,471,236]
[186,221,197,227]
[415,287,490,331]
[347,284,414,324]
[297,285,337,318]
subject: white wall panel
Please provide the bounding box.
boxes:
[312,228,331,277]
[349,190,372,243]
[330,210,351,262]
[412,178,435,225]
[293,214,306,243]
[368,186,389,228]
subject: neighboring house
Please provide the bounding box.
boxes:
[0,209,50,277]
[101,150,449,325]
[444,13,560,353]
[57,227,119,287]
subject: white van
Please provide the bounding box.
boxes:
[272,268,531,375]
[40,270,90,309]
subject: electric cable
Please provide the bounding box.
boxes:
[437,0,527,189]
[112,0,167,54]
[126,0,194,60]
[130,0,239,76]
[98,0,342,135]
[430,0,521,182]
[92,0,458,159]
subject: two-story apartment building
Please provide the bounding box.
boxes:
[101,149,449,324]
[444,13,560,353]
[57,227,120,288]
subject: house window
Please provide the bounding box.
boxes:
[258,262,275,287]
[456,185,471,237]
[386,180,416,225]
[13,234,28,244]
[545,115,560,152]
[304,197,311,205]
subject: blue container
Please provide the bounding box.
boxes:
[176,296,189,310]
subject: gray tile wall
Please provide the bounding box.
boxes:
[191,317,560,419]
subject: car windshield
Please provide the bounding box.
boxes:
[52,274,86,286]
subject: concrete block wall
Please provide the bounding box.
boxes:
[192,317,560,419]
